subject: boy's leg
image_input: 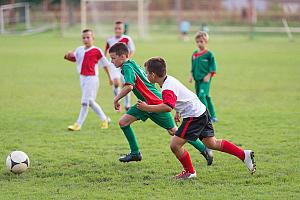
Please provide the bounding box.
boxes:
[75,103,89,126]
[188,139,213,165]
[197,81,209,107]
[170,136,196,179]
[124,93,131,111]
[118,105,149,162]
[89,100,107,121]
[206,96,217,119]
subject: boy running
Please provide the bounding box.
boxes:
[109,43,213,164]
[64,29,112,131]
[105,21,135,112]
[189,31,218,122]
[137,57,256,179]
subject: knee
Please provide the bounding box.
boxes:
[202,137,218,150]
[81,102,88,107]
[119,118,129,127]
[167,127,177,136]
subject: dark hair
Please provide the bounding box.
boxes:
[144,57,167,78]
[109,42,129,56]
[82,29,93,33]
[115,21,124,25]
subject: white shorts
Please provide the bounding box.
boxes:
[109,63,122,80]
[80,75,99,104]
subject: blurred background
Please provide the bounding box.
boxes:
[1,0,300,39]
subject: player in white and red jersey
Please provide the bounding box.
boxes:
[137,57,256,179]
[104,21,135,112]
[64,29,112,131]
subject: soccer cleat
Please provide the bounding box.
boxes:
[68,123,81,131]
[211,117,218,123]
[244,150,256,174]
[175,170,197,180]
[101,119,109,129]
[119,152,142,162]
[201,147,214,166]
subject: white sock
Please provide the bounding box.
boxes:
[76,104,89,126]
[89,100,107,121]
[113,85,120,97]
[124,93,131,108]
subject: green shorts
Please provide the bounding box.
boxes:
[127,104,175,130]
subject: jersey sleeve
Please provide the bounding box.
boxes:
[127,37,135,53]
[97,48,109,67]
[122,65,136,86]
[162,89,177,109]
[209,53,217,76]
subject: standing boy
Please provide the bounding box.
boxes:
[109,43,213,164]
[138,57,256,179]
[189,31,218,122]
[105,21,135,111]
[64,29,112,131]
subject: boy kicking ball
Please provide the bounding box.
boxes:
[109,42,213,165]
[64,29,112,131]
[137,57,256,179]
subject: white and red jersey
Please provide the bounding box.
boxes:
[105,35,135,55]
[161,75,206,118]
[71,46,109,76]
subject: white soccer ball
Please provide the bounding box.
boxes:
[6,151,30,174]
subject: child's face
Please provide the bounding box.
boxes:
[82,31,94,47]
[114,24,124,38]
[110,52,126,68]
[196,36,207,50]
[145,67,156,84]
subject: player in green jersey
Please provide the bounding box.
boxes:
[109,42,213,163]
[189,31,218,122]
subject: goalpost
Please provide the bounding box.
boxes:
[81,0,148,38]
[0,2,30,34]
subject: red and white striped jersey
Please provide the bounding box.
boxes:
[161,75,206,118]
[73,46,109,76]
[105,35,135,55]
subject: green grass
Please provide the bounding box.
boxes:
[0,32,299,199]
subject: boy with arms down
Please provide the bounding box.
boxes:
[189,31,218,122]
[137,57,256,179]
[109,43,213,164]
[64,29,112,131]
[105,21,135,111]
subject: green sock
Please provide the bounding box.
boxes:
[188,139,206,154]
[121,125,140,155]
[206,96,216,118]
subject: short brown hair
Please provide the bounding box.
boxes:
[195,31,209,42]
[115,21,124,25]
[82,29,93,34]
[109,42,129,56]
[144,57,167,78]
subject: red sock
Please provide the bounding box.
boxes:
[220,140,245,161]
[178,150,195,173]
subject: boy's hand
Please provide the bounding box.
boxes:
[174,112,181,126]
[136,100,148,111]
[108,78,113,86]
[188,74,193,83]
[114,97,121,111]
[64,51,76,62]
[203,73,211,83]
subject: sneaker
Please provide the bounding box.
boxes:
[68,123,81,131]
[175,170,196,180]
[119,152,142,162]
[244,150,256,174]
[211,117,218,123]
[101,119,109,129]
[201,147,214,166]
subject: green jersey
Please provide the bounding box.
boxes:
[191,49,216,81]
[121,59,163,105]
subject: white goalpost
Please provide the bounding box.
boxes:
[81,0,148,38]
[0,2,31,34]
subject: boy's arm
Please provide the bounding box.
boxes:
[64,51,76,62]
[103,66,113,85]
[114,85,133,110]
[137,100,172,113]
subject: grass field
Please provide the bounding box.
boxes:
[0,32,299,199]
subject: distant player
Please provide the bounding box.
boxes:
[189,31,218,122]
[64,29,112,131]
[137,57,256,179]
[109,42,213,164]
[105,21,135,112]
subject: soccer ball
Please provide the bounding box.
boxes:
[6,151,30,174]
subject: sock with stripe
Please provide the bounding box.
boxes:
[121,125,140,155]
[220,140,245,161]
[178,150,195,173]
